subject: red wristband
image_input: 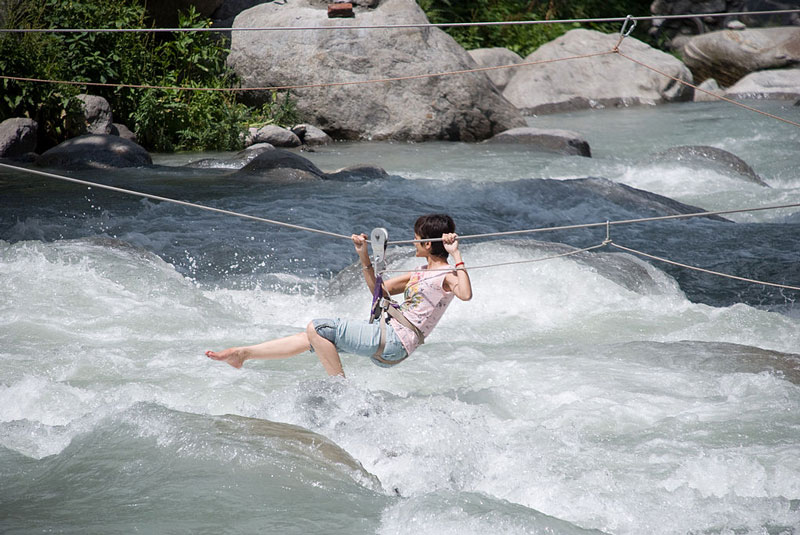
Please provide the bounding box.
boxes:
[455,262,465,268]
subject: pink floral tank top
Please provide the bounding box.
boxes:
[390,266,455,355]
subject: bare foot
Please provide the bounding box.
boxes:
[205,348,247,369]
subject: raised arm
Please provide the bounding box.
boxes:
[442,233,472,301]
[353,233,411,296]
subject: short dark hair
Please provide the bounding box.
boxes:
[414,214,455,258]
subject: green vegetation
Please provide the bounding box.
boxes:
[1,0,654,152]
[418,0,653,57]
[0,0,297,152]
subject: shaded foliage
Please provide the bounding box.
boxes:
[0,0,297,152]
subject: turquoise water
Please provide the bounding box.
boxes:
[1,101,799,534]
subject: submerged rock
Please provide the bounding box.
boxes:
[651,145,768,187]
[36,134,152,169]
[327,164,390,181]
[236,148,327,181]
[485,127,592,157]
[571,177,730,220]
[503,28,693,115]
[227,0,525,141]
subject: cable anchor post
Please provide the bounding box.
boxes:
[604,220,612,246]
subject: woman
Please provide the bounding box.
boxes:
[205,214,472,377]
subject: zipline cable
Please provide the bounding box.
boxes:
[0,9,797,33]
[388,202,800,245]
[0,162,351,240]
[2,162,798,291]
[609,241,800,291]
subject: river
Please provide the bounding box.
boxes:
[1,100,799,534]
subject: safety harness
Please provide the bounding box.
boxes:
[367,228,424,365]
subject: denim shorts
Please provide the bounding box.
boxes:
[311,317,408,368]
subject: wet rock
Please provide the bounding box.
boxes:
[485,127,592,157]
[36,134,152,169]
[0,118,38,158]
[503,29,693,115]
[227,0,525,141]
[327,164,389,180]
[651,145,768,186]
[235,147,327,181]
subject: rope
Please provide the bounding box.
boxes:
[614,48,800,129]
[388,202,800,245]
[0,50,616,93]
[608,241,800,291]
[0,9,797,33]
[0,162,351,240]
[378,242,609,274]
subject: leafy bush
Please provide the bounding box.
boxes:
[0,0,298,152]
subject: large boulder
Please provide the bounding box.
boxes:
[36,134,152,169]
[226,0,526,141]
[724,67,800,99]
[485,127,591,157]
[649,0,800,49]
[0,118,38,158]
[467,47,524,91]
[680,27,800,86]
[503,29,693,115]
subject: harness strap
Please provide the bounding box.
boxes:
[370,297,424,366]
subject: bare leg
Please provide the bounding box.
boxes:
[206,332,310,369]
[306,322,345,377]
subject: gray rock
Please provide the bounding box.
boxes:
[467,47,524,91]
[36,134,152,169]
[235,148,327,181]
[110,123,137,143]
[76,94,113,135]
[227,0,525,141]
[485,127,591,157]
[574,176,730,221]
[0,118,38,158]
[694,78,726,102]
[327,164,389,180]
[651,145,769,186]
[248,124,302,148]
[680,27,800,87]
[184,143,275,169]
[503,29,693,115]
[724,68,800,100]
[291,124,332,146]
